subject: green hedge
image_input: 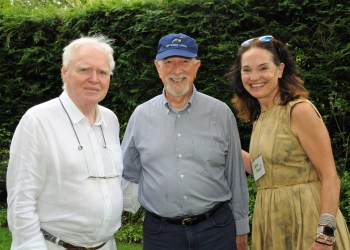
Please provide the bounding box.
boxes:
[1,0,349,231]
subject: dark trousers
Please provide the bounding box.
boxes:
[143,203,237,250]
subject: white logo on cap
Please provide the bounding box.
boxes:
[171,38,182,43]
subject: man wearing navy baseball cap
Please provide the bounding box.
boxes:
[155,33,198,60]
[122,33,249,250]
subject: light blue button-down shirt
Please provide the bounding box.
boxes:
[122,87,249,234]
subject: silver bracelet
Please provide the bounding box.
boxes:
[319,213,336,229]
[315,232,335,246]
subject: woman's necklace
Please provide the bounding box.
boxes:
[58,97,107,150]
[258,109,269,121]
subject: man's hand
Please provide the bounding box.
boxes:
[236,234,248,250]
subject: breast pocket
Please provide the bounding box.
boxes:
[192,139,226,176]
[107,144,123,176]
[91,143,123,178]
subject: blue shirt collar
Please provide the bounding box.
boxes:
[162,86,197,113]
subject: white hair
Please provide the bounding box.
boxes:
[62,35,115,75]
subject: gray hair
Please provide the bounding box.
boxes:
[62,35,115,75]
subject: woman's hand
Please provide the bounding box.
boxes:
[308,241,333,250]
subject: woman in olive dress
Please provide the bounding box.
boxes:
[227,35,350,250]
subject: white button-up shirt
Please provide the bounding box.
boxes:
[7,91,139,250]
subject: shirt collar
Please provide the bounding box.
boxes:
[59,91,106,126]
[162,86,197,113]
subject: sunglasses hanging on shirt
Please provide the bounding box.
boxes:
[59,98,107,150]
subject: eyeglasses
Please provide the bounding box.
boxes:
[241,35,274,47]
[59,97,121,179]
[86,146,122,179]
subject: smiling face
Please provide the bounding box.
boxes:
[61,44,111,112]
[154,57,201,100]
[241,47,284,108]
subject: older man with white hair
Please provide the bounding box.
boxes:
[7,35,139,250]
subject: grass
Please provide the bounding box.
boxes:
[117,242,142,250]
[0,227,11,249]
[0,227,142,250]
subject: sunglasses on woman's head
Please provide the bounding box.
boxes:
[241,35,283,63]
[241,35,274,47]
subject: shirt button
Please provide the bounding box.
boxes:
[184,196,187,200]
[178,154,182,158]
[177,133,181,137]
[178,114,181,118]
[180,174,184,179]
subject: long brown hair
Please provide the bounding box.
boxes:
[226,36,308,123]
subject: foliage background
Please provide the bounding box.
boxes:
[0,0,349,243]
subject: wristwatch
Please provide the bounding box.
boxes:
[317,225,335,237]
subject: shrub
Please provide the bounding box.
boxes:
[116,210,144,243]
[339,172,350,225]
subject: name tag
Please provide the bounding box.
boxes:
[252,155,265,181]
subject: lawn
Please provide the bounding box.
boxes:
[117,243,142,250]
[0,226,11,249]
[0,227,142,250]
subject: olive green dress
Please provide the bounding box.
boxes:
[249,99,350,250]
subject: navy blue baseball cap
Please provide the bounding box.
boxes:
[156,33,198,60]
